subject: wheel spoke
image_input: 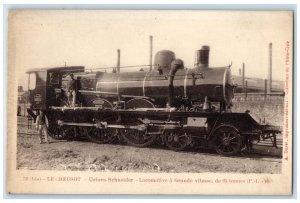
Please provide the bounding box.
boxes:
[226,133,231,138]
[48,124,68,140]
[164,131,190,151]
[223,132,227,138]
[86,127,115,144]
[230,136,237,141]
[120,128,157,148]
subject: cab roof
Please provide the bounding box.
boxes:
[26,66,85,73]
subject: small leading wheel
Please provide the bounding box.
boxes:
[48,125,75,140]
[46,112,71,140]
[48,124,66,140]
[47,117,72,140]
[86,127,116,144]
[164,130,190,151]
[49,125,75,140]
[120,128,157,147]
[214,125,243,156]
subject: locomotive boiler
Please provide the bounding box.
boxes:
[26,45,281,156]
[88,46,234,111]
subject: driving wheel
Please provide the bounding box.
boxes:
[120,128,157,147]
[164,130,190,151]
[214,125,242,156]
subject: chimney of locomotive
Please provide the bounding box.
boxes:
[195,45,210,69]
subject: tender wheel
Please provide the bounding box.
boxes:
[120,128,157,147]
[86,127,116,144]
[164,130,190,151]
[214,125,242,156]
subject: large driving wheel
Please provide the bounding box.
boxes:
[164,130,190,151]
[120,128,157,147]
[126,98,155,109]
[86,127,116,144]
[214,125,242,156]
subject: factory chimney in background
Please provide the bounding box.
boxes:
[150,35,153,71]
[268,43,272,94]
[117,49,120,73]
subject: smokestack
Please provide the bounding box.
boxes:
[242,63,245,93]
[150,35,153,71]
[117,49,120,73]
[195,45,210,69]
[268,43,272,93]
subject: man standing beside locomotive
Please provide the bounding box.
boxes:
[67,73,77,107]
[35,110,50,144]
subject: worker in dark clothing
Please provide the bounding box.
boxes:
[67,73,77,107]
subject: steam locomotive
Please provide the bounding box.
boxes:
[26,46,281,156]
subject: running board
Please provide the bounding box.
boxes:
[57,120,182,131]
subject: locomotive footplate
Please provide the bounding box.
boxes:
[56,120,182,131]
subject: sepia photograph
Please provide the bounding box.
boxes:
[6,9,293,195]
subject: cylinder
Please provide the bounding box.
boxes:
[196,45,210,68]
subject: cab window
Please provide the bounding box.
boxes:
[49,72,59,85]
[61,74,69,90]
[81,78,95,91]
[29,73,36,90]
[36,71,47,86]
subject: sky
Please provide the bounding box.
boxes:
[8,10,293,90]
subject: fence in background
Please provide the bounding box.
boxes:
[233,79,285,101]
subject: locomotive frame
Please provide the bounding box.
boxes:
[25,47,282,156]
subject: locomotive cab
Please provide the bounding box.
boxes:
[26,66,85,111]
